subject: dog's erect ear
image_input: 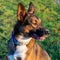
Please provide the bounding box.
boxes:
[28,2,35,13]
[17,3,26,21]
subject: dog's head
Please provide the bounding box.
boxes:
[14,2,50,40]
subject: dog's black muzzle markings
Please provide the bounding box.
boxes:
[29,28,50,39]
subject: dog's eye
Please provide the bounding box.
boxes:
[33,20,38,24]
[33,23,37,25]
[34,19,37,22]
[32,19,37,23]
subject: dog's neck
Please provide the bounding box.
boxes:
[16,36,32,45]
[14,36,32,60]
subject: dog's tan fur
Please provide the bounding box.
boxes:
[25,38,51,60]
[4,2,51,60]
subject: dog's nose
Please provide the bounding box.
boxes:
[45,29,50,35]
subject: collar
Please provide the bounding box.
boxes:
[11,32,32,46]
[11,32,20,46]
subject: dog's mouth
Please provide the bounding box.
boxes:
[29,28,50,40]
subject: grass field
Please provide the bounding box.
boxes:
[0,0,60,60]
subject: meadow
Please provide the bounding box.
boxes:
[0,0,60,60]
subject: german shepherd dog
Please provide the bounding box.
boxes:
[4,2,51,60]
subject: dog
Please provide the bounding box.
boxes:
[4,2,51,60]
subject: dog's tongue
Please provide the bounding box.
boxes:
[31,34,44,41]
[39,36,45,41]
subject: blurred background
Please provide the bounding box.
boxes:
[0,0,60,60]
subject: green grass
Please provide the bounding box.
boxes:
[0,0,60,60]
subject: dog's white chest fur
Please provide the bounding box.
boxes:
[8,37,32,60]
[14,37,32,60]
[14,45,28,60]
